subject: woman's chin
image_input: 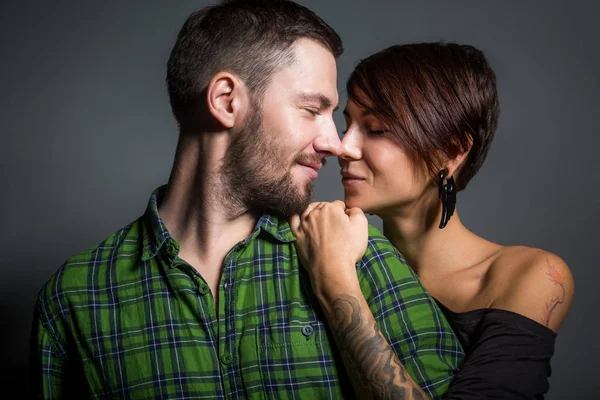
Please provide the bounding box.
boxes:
[344,197,373,214]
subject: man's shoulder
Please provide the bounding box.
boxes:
[366,223,387,241]
[366,224,398,250]
[37,218,144,311]
[361,224,410,269]
[358,224,418,287]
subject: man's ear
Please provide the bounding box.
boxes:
[206,72,249,129]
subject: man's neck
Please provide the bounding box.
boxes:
[158,132,260,278]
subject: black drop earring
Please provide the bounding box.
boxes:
[437,169,456,229]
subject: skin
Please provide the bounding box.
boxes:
[291,200,428,399]
[158,38,342,301]
[158,37,428,397]
[157,36,428,397]
[291,98,575,398]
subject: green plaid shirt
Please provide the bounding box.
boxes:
[32,186,464,399]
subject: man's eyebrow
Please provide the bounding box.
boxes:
[296,93,335,110]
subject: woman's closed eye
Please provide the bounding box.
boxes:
[367,129,388,135]
[340,128,388,136]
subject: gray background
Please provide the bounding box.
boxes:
[1,0,598,397]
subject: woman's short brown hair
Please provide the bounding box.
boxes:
[347,42,499,191]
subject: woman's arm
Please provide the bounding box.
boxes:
[316,288,430,399]
[291,202,574,399]
[291,201,430,399]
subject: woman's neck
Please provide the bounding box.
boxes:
[381,205,477,277]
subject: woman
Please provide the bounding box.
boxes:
[291,42,574,399]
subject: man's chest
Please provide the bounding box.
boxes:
[71,252,349,399]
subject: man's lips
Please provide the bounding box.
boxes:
[298,162,322,179]
[299,162,323,171]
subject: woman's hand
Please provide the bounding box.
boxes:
[289,200,368,298]
[292,201,430,399]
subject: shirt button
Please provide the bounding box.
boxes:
[301,324,314,338]
[198,283,210,295]
[220,352,233,365]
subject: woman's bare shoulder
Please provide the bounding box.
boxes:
[487,246,574,332]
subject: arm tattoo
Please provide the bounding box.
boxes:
[542,258,566,327]
[329,295,428,399]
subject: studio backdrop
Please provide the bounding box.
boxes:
[1,1,598,398]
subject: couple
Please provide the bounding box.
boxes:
[31,0,573,399]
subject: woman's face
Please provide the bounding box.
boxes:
[339,99,433,215]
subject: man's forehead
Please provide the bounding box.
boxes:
[290,40,337,85]
[264,39,338,108]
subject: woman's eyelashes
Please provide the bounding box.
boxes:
[339,127,388,136]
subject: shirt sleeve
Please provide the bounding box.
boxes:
[356,225,465,400]
[31,301,67,399]
[442,311,555,400]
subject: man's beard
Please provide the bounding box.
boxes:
[220,104,324,218]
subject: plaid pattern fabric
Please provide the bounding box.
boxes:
[32,186,464,399]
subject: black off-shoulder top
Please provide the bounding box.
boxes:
[436,299,557,400]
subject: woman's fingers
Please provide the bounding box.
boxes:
[291,201,329,235]
[289,214,301,234]
[293,201,352,235]
[345,206,366,221]
[331,200,346,211]
[300,202,323,220]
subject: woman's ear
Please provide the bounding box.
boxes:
[444,134,474,179]
[205,72,249,129]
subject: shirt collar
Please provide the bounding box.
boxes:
[140,186,296,262]
[141,185,174,261]
[251,214,296,243]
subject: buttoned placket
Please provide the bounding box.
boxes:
[218,242,245,398]
[165,239,228,398]
[165,232,253,398]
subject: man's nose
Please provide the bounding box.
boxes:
[313,120,343,157]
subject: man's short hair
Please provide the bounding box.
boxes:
[167,0,343,129]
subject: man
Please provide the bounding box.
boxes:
[31,1,464,398]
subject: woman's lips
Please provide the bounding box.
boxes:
[341,173,365,185]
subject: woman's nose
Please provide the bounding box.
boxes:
[339,129,362,161]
